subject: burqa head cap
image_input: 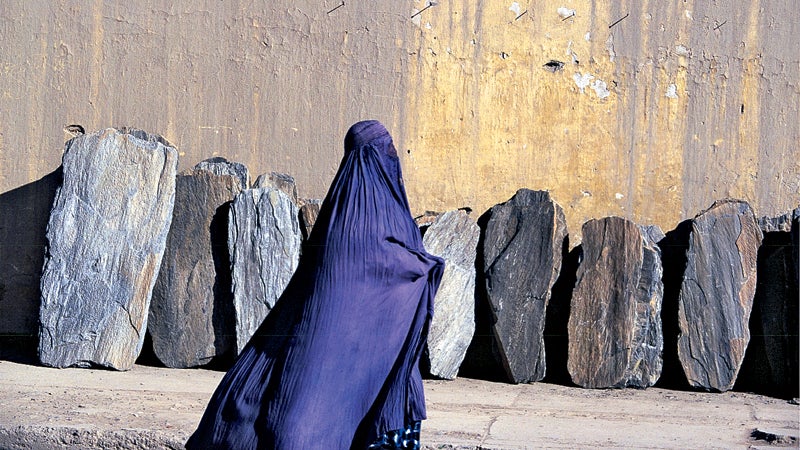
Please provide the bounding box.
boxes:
[345,120,396,156]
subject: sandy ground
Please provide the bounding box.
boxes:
[0,360,797,449]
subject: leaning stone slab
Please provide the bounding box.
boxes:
[228,188,301,354]
[481,189,567,383]
[38,128,177,370]
[567,217,665,388]
[739,208,799,398]
[677,199,762,391]
[422,210,479,380]
[149,159,244,368]
[299,199,323,241]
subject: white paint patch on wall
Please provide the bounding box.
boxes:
[573,72,594,93]
[509,2,521,16]
[591,79,610,99]
[675,45,690,57]
[557,7,576,19]
[666,84,678,99]
[573,73,611,99]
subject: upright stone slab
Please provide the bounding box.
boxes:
[567,217,665,388]
[299,199,322,241]
[149,159,245,368]
[739,209,799,398]
[228,188,301,354]
[38,128,177,370]
[481,189,567,383]
[195,156,250,189]
[254,172,299,205]
[677,199,762,391]
[422,210,479,380]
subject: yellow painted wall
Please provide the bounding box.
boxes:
[0,0,798,242]
[402,0,798,239]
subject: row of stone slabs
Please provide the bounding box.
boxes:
[38,128,798,395]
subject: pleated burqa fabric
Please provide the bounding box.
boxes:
[185,120,445,450]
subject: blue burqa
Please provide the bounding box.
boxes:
[185,120,445,449]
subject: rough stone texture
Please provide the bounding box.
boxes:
[149,160,244,368]
[677,199,762,392]
[38,128,177,370]
[228,188,301,354]
[738,208,799,398]
[253,172,299,204]
[194,156,249,190]
[414,211,442,228]
[299,199,323,242]
[421,210,479,380]
[567,217,665,388]
[1,2,798,250]
[480,189,567,383]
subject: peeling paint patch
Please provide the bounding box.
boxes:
[666,84,678,99]
[557,7,576,19]
[566,41,579,64]
[584,32,591,42]
[675,45,690,57]
[591,79,610,99]
[573,72,593,93]
[573,73,610,99]
[615,193,625,200]
[606,35,616,62]
[509,2,521,16]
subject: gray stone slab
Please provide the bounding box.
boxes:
[253,172,299,204]
[228,188,301,354]
[677,199,762,391]
[38,128,177,370]
[195,156,249,190]
[567,217,665,388]
[739,208,799,398]
[481,189,567,383]
[149,162,244,368]
[299,199,322,242]
[422,210,479,380]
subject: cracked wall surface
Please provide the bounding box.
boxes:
[0,0,798,243]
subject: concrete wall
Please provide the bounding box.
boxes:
[0,1,798,335]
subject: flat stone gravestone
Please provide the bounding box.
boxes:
[481,189,567,383]
[228,187,301,354]
[421,210,479,380]
[149,159,245,368]
[677,199,762,391]
[38,128,177,370]
[567,217,665,388]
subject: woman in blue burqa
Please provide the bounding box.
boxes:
[186,120,444,449]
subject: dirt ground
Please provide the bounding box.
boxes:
[0,360,797,449]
